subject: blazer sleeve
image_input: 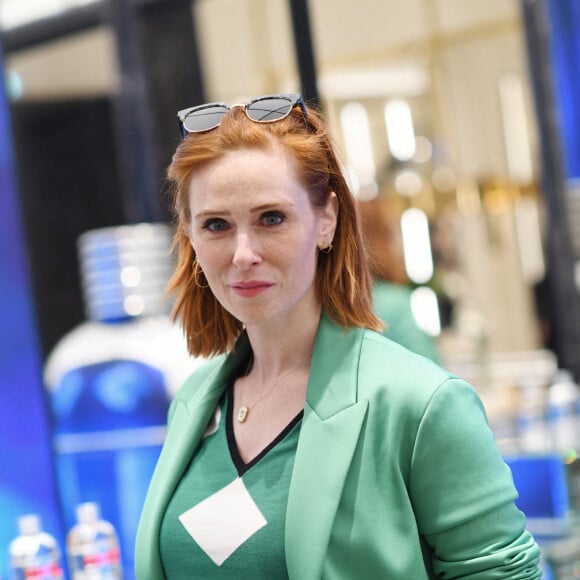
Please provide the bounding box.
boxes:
[408,378,542,578]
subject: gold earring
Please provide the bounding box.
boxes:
[193,258,209,288]
[320,242,333,254]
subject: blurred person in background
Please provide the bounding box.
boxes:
[135,93,541,579]
[358,197,441,363]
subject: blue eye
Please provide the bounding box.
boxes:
[262,212,284,226]
[203,218,229,232]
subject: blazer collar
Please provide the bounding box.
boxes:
[163,334,253,486]
[285,313,368,580]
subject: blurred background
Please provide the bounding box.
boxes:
[1,0,580,578]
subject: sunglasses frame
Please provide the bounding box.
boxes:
[177,93,307,137]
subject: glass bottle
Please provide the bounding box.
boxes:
[8,514,64,580]
[67,502,122,580]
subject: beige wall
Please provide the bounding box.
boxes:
[5,28,117,99]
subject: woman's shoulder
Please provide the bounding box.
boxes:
[358,327,464,402]
[360,325,445,370]
[355,329,487,445]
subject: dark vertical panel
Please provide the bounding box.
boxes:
[137,0,206,175]
[288,0,320,107]
[105,0,206,223]
[10,98,126,358]
[105,0,160,223]
[521,0,580,378]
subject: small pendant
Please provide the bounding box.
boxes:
[237,406,249,423]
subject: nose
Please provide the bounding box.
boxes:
[232,233,261,269]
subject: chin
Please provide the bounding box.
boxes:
[233,311,274,327]
[229,304,282,327]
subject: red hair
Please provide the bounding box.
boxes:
[357,198,408,284]
[167,103,382,357]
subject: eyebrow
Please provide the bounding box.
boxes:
[193,201,296,220]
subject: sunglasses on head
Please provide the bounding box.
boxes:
[177,93,307,137]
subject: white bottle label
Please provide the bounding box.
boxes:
[69,545,121,580]
[11,562,64,580]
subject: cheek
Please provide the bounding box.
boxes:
[192,240,227,275]
[293,238,319,278]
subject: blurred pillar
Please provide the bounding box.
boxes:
[521,0,580,379]
[288,0,320,108]
[105,0,206,223]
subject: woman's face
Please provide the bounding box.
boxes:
[186,144,337,330]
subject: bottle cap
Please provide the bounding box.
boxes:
[18,514,41,535]
[78,223,174,322]
[76,502,100,524]
[549,369,579,406]
[552,369,576,386]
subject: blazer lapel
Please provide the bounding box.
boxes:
[285,314,368,580]
[136,336,252,578]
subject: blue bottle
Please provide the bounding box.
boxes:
[44,223,201,580]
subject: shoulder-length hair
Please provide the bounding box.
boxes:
[167,102,382,357]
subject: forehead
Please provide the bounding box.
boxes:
[187,145,307,208]
[197,143,297,180]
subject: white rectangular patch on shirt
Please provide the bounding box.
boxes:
[179,476,268,566]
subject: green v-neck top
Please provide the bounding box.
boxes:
[159,386,303,579]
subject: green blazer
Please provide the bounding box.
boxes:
[135,313,541,579]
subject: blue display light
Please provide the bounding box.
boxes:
[0,46,64,575]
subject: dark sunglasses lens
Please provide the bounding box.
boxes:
[247,97,294,122]
[182,105,228,133]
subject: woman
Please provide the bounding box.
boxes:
[135,94,541,578]
[357,197,441,363]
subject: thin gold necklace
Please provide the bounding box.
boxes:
[237,354,311,423]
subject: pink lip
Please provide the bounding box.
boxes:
[230,281,274,297]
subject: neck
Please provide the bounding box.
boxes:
[244,307,321,383]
